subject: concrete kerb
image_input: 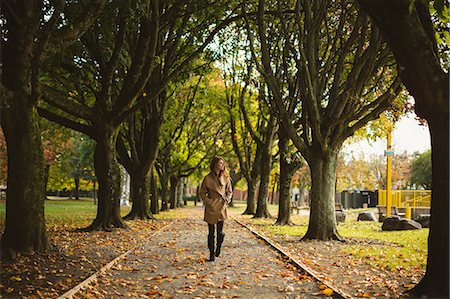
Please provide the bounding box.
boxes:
[232,216,351,299]
[57,219,178,299]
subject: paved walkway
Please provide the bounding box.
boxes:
[74,207,325,298]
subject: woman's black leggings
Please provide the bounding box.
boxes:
[208,221,224,238]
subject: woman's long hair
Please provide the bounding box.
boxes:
[209,156,230,178]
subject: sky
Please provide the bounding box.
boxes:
[343,112,431,160]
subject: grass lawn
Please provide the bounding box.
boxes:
[0,199,426,298]
[0,198,191,229]
[229,201,428,270]
[0,199,428,270]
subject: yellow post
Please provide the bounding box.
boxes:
[405,207,411,219]
[386,130,392,217]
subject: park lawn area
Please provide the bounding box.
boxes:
[230,201,428,270]
[0,198,184,298]
[0,198,122,229]
[0,198,186,228]
[230,201,428,297]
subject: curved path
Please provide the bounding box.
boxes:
[72,207,329,298]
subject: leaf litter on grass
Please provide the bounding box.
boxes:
[0,217,171,298]
[232,210,427,298]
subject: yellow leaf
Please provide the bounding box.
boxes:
[320,288,334,296]
[10,276,22,281]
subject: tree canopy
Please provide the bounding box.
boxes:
[410,150,432,189]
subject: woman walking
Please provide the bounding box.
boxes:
[199,156,233,262]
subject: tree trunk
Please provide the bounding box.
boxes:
[254,119,276,219]
[276,167,293,225]
[169,175,180,209]
[93,180,97,204]
[179,179,186,207]
[254,148,272,218]
[74,177,80,200]
[356,1,449,296]
[123,171,153,220]
[275,130,299,225]
[243,179,258,215]
[243,144,262,215]
[413,114,449,297]
[229,176,240,208]
[85,127,126,231]
[160,174,169,211]
[150,168,159,214]
[303,148,342,240]
[44,163,50,200]
[1,103,48,258]
[270,181,276,204]
[0,2,48,257]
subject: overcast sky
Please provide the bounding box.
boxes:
[343,112,431,160]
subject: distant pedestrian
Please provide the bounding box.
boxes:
[199,156,232,262]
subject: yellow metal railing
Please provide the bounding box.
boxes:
[378,190,431,208]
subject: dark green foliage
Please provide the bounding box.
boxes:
[410,150,432,189]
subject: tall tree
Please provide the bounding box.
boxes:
[252,113,277,218]
[38,1,160,230]
[116,0,231,219]
[0,0,106,257]
[246,0,401,239]
[156,73,227,210]
[218,37,262,215]
[356,1,449,296]
[276,128,302,225]
[234,76,277,218]
[149,166,159,214]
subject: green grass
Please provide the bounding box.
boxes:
[229,201,428,270]
[0,198,197,228]
[0,198,129,228]
[0,199,428,269]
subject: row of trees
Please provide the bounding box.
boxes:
[1,0,447,296]
[336,149,432,190]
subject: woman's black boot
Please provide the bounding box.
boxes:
[215,232,225,257]
[207,235,215,261]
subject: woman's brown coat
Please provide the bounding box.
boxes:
[199,172,233,224]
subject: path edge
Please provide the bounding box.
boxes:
[232,216,352,299]
[57,219,177,299]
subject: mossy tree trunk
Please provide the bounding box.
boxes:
[123,171,153,220]
[169,175,180,209]
[74,177,80,200]
[303,147,342,240]
[87,126,126,231]
[275,129,302,225]
[44,163,50,200]
[159,173,169,211]
[253,150,271,218]
[1,2,45,258]
[243,179,258,215]
[254,116,276,218]
[1,103,48,258]
[150,168,159,214]
[357,1,449,296]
